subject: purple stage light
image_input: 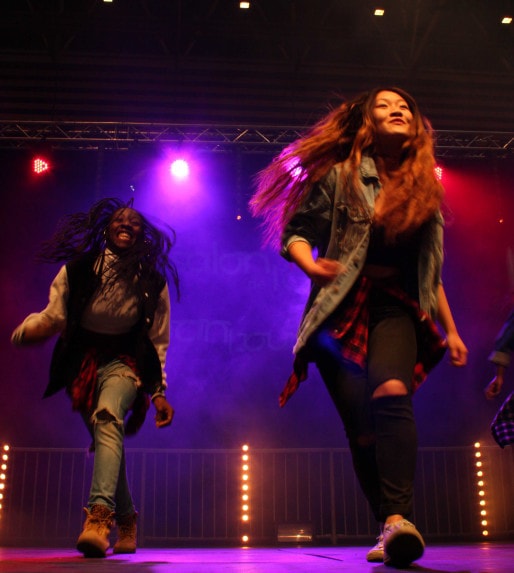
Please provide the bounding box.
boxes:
[170,159,190,180]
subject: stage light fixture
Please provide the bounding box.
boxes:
[277,522,313,543]
[374,8,385,16]
[32,156,51,175]
[284,156,306,181]
[0,445,9,521]
[473,442,490,537]
[240,444,251,545]
[435,166,443,181]
[501,16,512,24]
[240,1,250,9]
[170,159,190,180]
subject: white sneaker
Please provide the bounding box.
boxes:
[383,519,424,567]
[366,534,384,562]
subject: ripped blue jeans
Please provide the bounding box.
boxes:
[85,359,139,517]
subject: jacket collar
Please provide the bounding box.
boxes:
[359,154,379,181]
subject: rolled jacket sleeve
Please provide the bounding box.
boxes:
[280,170,335,260]
[489,310,514,368]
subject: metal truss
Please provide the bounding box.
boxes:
[0,121,512,158]
[434,131,514,159]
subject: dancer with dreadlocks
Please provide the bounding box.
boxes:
[250,87,468,567]
[11,198,179,558]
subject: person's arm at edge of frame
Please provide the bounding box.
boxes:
[484,364,505,400]
[484,310,514,399]
[11,265,68,346]
[436,283,468,367]
[148,283,175,428]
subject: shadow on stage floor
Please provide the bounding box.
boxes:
[1,543,514,573]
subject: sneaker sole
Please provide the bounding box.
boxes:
[384,533,424,568]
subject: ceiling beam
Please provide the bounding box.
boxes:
[0,120,512,158]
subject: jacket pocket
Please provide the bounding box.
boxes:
[335,202,371,254]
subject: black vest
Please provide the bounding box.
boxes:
[44,253,166,398]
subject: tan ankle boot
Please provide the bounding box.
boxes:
[76,504,114,558]
[113,511,138,554]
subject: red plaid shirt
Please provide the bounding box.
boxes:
[279,275,447,407]
[491,391,514,448]
[69,349,150,436]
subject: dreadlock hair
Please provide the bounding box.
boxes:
[37,197,180,298]
[249,86,444,248]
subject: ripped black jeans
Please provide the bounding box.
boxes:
[311,295,418,522]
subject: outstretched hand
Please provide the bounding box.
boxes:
[11,320,54,346]
[153,396,175,428]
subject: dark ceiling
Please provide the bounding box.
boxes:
[0,0,513,155]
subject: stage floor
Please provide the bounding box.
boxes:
[1,543,513,573]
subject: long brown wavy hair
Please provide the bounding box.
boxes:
[249,86,444,247]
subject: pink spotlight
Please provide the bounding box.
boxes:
[435,165,443,181]
[170,159,190,179]
[285,156,306,181]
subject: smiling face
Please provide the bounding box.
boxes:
[106,207,143,252]
[372,90,414,142]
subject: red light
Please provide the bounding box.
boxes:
[33,157,50,175]
[434,166,443,181]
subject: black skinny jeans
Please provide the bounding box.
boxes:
[311,291,418,523]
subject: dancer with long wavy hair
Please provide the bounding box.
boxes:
[11,197,179,558]
[250,87,468,567]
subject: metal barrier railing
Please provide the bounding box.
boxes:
[1,445,512,547]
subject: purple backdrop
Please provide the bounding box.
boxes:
[1,149,513,450]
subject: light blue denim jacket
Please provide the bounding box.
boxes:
[281,155,444,354]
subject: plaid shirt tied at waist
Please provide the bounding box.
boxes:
[491,391,514,448]
[279,275,447,407]
[68,329,150,435]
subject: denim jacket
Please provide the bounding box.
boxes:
[489,310,514,367]
[281,155,444,354]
